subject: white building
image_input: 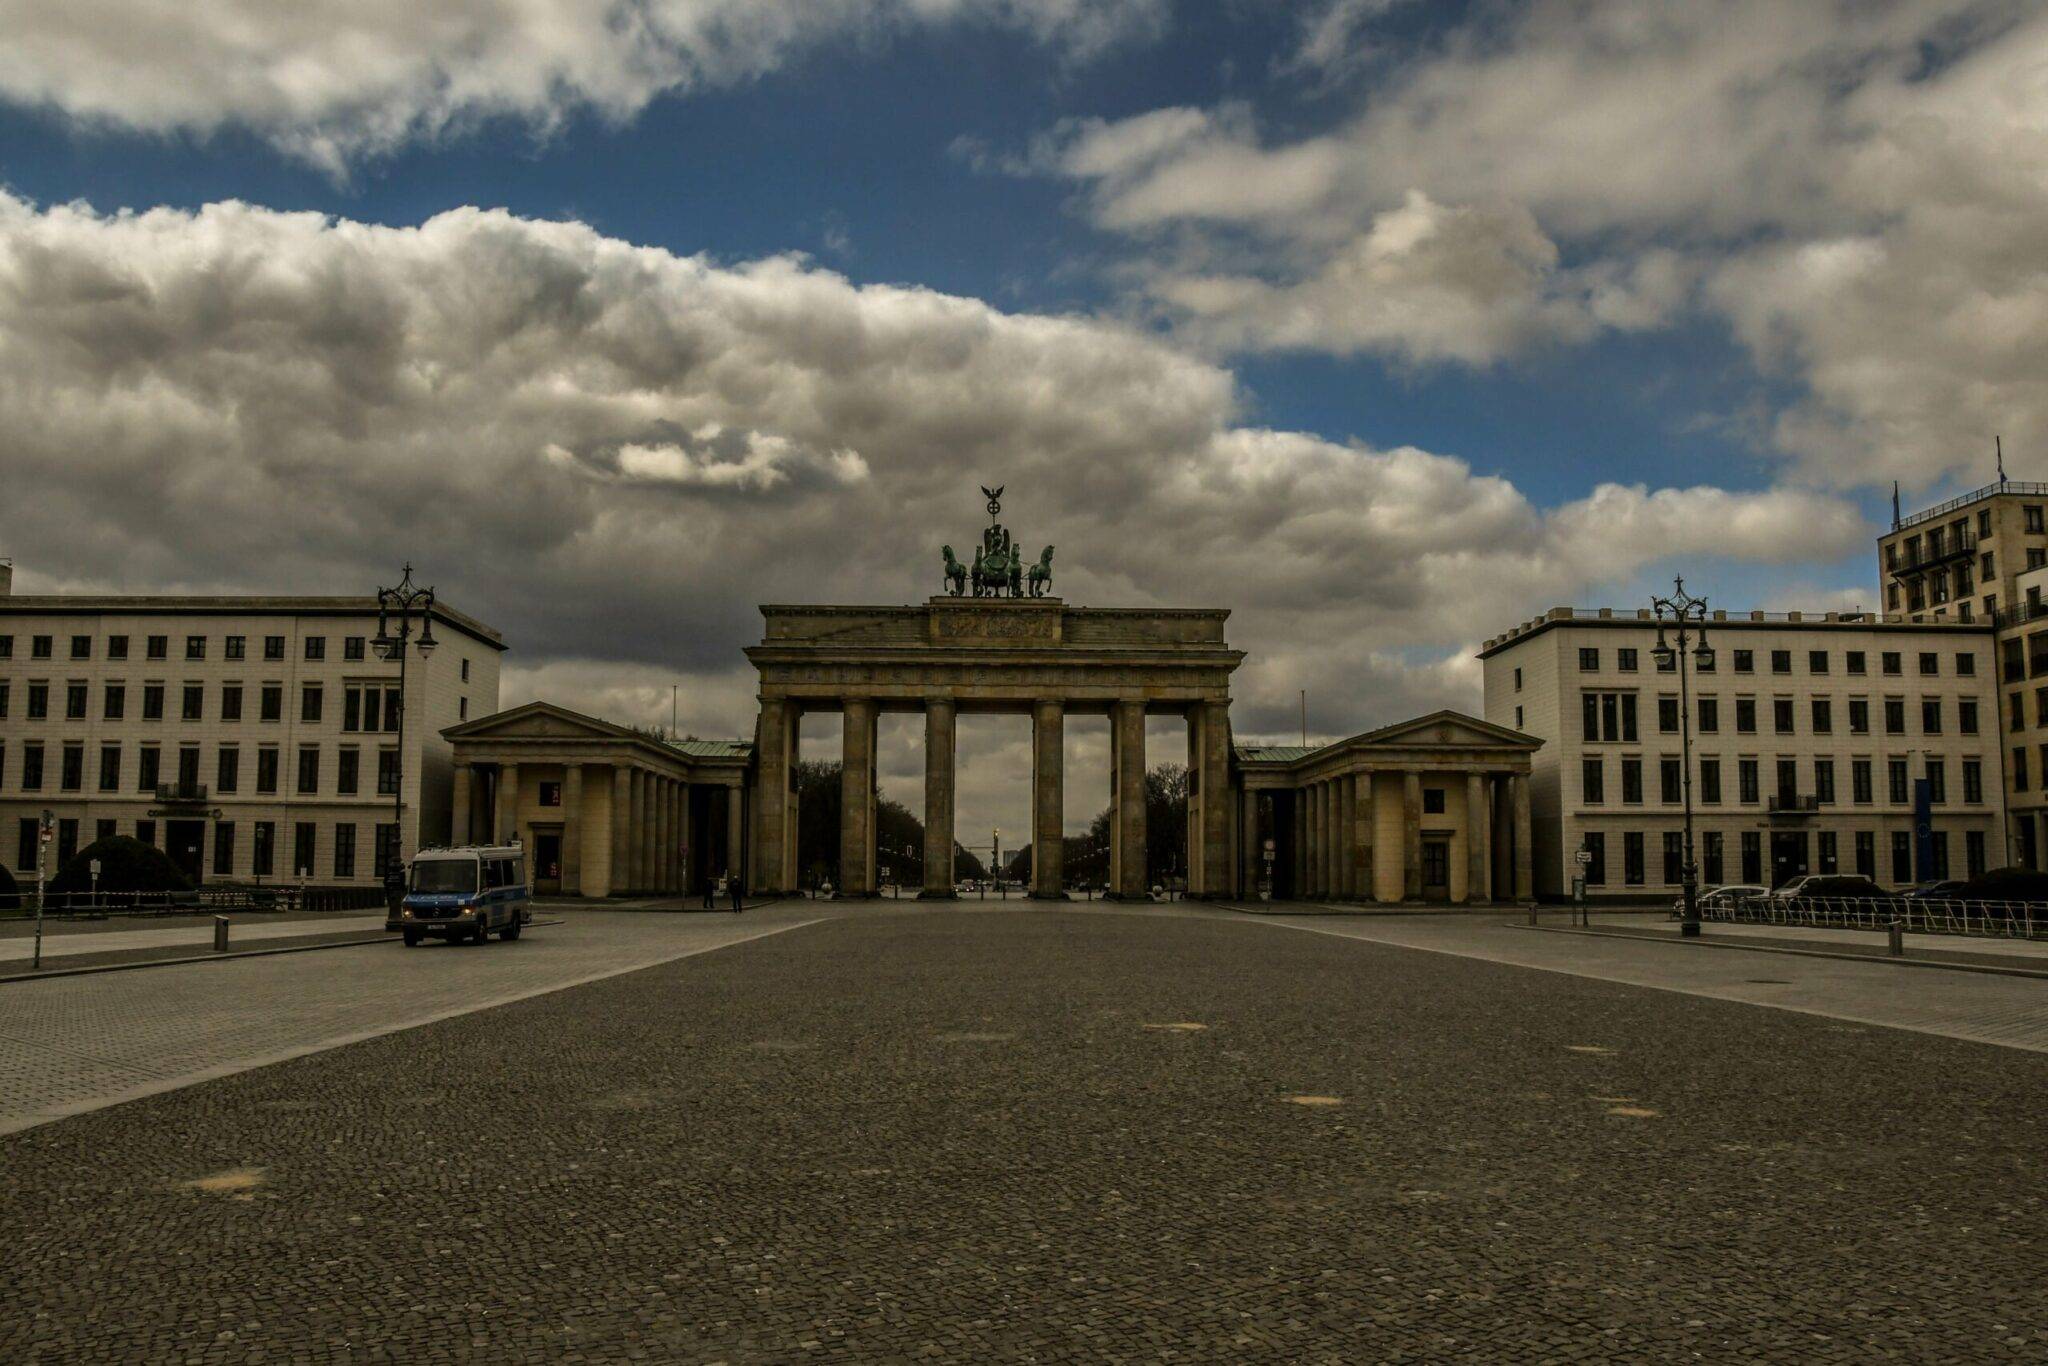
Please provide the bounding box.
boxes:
[1479,606,2003,899]
[0,561,502,887]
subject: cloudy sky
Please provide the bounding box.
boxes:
[1,0,2041,847]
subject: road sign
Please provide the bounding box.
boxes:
[1574,848,1592,866]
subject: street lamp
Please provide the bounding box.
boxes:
[373,563,437,911]
[1651,576,1713,938]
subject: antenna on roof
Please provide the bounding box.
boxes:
[1891,481,1900,530]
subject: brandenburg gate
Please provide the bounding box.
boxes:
[745,487,1245,898]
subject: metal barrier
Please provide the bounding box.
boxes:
[1706,895,2043,940]
[8,883,388,919]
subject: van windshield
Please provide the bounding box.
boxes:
[411,860,478,895]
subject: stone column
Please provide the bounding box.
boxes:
[1110,699,1148,898]
[1466,772,1491,903]
[1321,781,1337,897]
[1031,699,1066,898]
[674,779,690,894]
[1512,771,1535,901]
[627,767,647,894]
[1403,771,1424,901]
[1239,786,1260,899]
[752,699,796,894]
[562,764,584,895]
[495,763,519,848]
[658,778,675,893]
[1305,783,1320,897]
[609,764,630,897]
[1194,699,1231,898]
[451,764,473,845]
[1354,771,1376,902]
[1336,775,1355,899]
[1291,788,1308,899]
[840,698,878,896]
[922,699,957,897]
[726,784,745,889]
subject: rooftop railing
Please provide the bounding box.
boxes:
[1892,479,2048,532]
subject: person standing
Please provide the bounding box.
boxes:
[728,874,744,914]
[703,874,717,911]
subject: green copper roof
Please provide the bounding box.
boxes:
[1235,744,1317,763]
[666,738,754,759]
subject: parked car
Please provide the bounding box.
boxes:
[1770,873,1891,901]
[1674,884,1767,915]
[1901,880,1967,901]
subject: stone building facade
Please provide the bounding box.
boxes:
[0,567,502,886]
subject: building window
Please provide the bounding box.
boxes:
[374,824,400,879]
[141,683,164,721]
[1845,651,1866,675]
[1966,830,1986,878]
[1580,692,1639,743]
[1582,832,1605,886]
[217,746,239,794]
[1918,652,1937,676]
[60,743,83,792]
[225,635,246,660]
[1514,706,1522,728]
[264,636,285,661]
[1659,757,1681,804]
[1883,698,1905,734]
[1623,832,1645,886]
[221,684,242,721]
[1657,697,1679,733]
[69,635,91,660]
[539,781,563,807]
[135,819,154,847]
[182,683,204,721]
[1851,759,1873,804]
[185,635,205,660]
[461,658,471,683]
[1925,760,1946,804]
[30,635,53,659]
[1735,698,1757,734]
[260,684,282,722]
[377,749,400,796]
[1702,831,1724,884]
[297,746,320,795]
[2029,504,2045,533]
[459,697,469,721]
[1956,652,1976,676]
[1771,650,1792,674]
[334,824,357,878]
[344,636,365,661]
[1579,647,1600,671]
[1582,758,1604,804]
[1818,831,1838,875]
[1773,698,1795,734]
[1855,830,1875,879]
[2016,747,2031,792]
[1738,759,1759,804]
[26,683,48,719]
[1881,652,1902,676]
[98,744,121,791]
[1811,698,1832,734]
[1617,648,1638,672]
[1699,759,1721,804]
[136,746,160,791]
[1697,697,1718,733]
[337,748,359,795]
[65,683,88,720]
[105,635,126,660]
[1621,758,1643,804]
[1963,759,1983,804]
[1422,787,1447,815]
[213,823,236,877]
[302,685,323,724]
[1814,758,1835,805]
[177,745,200,791]
[1892,830,1912,883]
[1732,649,1754,674]
[305,637,326,661]
[2016,691,2029,732]
[1775,758,1799,807]
[1888,759,1909,805]
[1662,831,1683,884]
[1921,698,1941,734]
[1960,699,1979,735]
[293,822,317,878]
[14,818,34,872]
[0,681,8,718]
[103,683,125,720]
[1741,831,1762,884]
[253,822,275,878]
[1808,650,1828,674]
[0,635,14,660]
[145,635,167,661]
[256,747,279,794]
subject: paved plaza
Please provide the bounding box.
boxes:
[1,906,2043,1362]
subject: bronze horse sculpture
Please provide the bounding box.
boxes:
[941,545,968,596]
[1027,546,1054,597]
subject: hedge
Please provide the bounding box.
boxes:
[47,836,195,897]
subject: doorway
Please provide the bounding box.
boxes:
[166,819,206,886]
[533,829,563,895]
[1769,830,1810,889]
[1421,836,1451,900]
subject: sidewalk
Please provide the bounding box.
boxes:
[1558,913,2048,973]
[0,914,388,965]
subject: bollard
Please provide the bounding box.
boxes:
[1888,919,1904,957]
[213,916,230,953]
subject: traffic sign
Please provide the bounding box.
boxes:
[1574,848,1592,866]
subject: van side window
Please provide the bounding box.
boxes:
[482,858,503,890]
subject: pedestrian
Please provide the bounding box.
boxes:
[729,874,745,914]
[703,874,717,911]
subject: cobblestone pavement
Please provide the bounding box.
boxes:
[2,906,2042,1362]
[0,926,394,981]
[0,907,826,1135]
[1233,906,2048,1052]
[0,913,390,963]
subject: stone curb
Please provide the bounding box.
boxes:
[1526,923,2048,981]
[0,919,569,987]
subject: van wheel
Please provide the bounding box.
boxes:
[402,930,420,947]
[503,920,521,941]
[471,921,491,945]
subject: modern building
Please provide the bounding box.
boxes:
[0,561,502,887]
[443,702,751,898]
[1479,607,2003,900]
[1880,479,2048,866]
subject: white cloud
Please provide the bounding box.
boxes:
[1018,0,2048,491]
[0,0,1167,172]
[0,193,1867,835]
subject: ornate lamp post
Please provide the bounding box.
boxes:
[373,564,437,909]
[1651,577,1713,938]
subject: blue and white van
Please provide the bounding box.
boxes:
[394,844,533,946]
